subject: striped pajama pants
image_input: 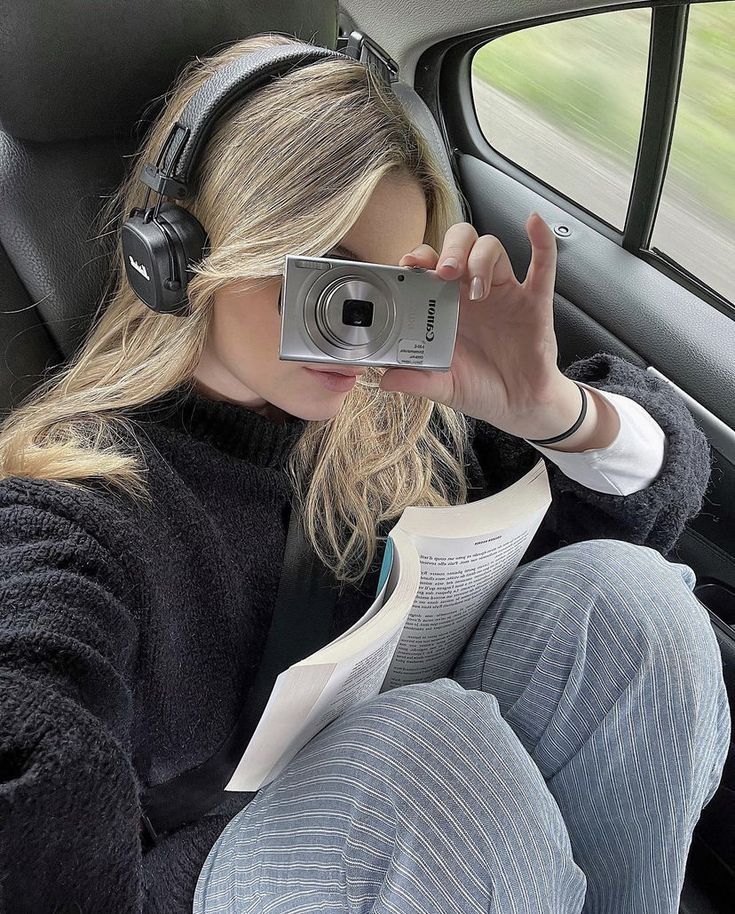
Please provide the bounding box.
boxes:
[193,538,731,914]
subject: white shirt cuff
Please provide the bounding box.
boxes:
[523,381,666,496]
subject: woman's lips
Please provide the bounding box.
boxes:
[305,367,360,391]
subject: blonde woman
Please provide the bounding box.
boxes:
[0,32,729,914]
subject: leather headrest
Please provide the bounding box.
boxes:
[0,0,338,142]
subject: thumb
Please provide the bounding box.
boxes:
[380,368,423,394]
[380,367,439,399]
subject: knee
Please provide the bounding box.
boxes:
[322,679,578,846]
[210,679,586,911]
[338,678,496,776]
[555,537,696,592]
[539,539,720,675]
[319,680,531,797]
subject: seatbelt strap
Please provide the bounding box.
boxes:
[139,502,341,847]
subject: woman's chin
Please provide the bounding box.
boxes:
[291,404,344,422]
[285,394,351,423]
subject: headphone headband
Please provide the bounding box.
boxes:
[151,45,347,198]
[122,32,399,315]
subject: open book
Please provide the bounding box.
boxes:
[226,457,551,792]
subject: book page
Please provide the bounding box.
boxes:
[381,459,551,691]
[226,460,550,792]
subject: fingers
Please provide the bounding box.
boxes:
[435,223,478,276]
[523,212,557,298]
[432,223,517,298]
[399,216,553,304]
[466,235,517,299]
[399,243,439,268]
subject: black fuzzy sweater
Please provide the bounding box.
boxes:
[0,353,712,913]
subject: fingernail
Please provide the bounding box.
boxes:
[441,257,459,271]
[469,275,484,300]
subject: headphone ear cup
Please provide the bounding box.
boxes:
[122,210,172,312]
[121,202,209,315]
[156,203,210,304]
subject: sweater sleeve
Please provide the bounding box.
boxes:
[469,352,712,559]
[0,480,144,913]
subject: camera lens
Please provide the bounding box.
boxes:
[342,298,374,327]
[309,274,392,358]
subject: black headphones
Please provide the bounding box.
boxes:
[121,31,398,316]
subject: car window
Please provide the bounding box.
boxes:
[649,1,734,304]
[469,2,734,311]
[470,8,651,231]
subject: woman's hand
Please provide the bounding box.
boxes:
[379,213,588,441]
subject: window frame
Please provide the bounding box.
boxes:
[414,0,733,320]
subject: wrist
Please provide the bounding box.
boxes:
[513,374,584,440]
[527,378,620,453]
[548,384,620,451]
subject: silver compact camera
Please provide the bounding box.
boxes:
[278,254,460,371]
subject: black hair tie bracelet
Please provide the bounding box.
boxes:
[527,381,588,445]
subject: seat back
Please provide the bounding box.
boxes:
[0,1,463,416]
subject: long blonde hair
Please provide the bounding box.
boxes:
[0,32,474,586]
